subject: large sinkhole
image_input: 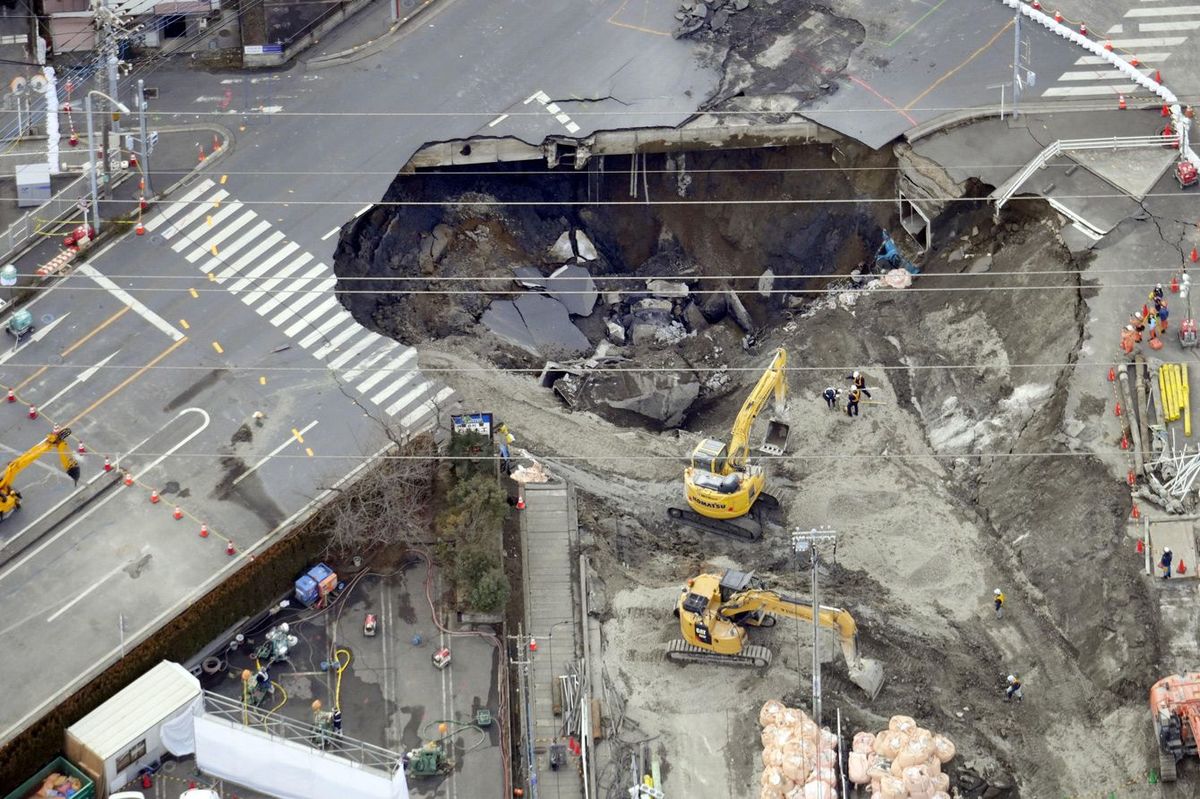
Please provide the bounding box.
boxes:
[332,140,898,429]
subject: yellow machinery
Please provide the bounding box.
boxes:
[0,428,80,518]
[669,569,885,698]
[669,347,789,541]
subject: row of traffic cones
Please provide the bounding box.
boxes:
[121,470,235,554]
[1134,538,1189,573]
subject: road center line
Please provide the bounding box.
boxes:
[232,420,319,486]
[76,264,184,342]
[65,337,189,427]
[60,306,130,358]
[46,547,149,622]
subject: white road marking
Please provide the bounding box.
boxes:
[228,244,304,294]
[0,408,210,584]
[353,204,372,218]
[282,294,339,337]
[209,221,276,281]
[370,370,418,406]
[524,90,550,105]
[38,349,120,412]
[320,226,341,241]
[355,349,414,392]
[161,190,229,239]
[1109,35,1188,46]
[232,420,319,486]
[143,179,216,232]
[241,253,312,306]
[546,102,561,114]
[179,206,253,260]
[1127,5,1200,16]
[1041,84,1139,96]
[77,264,184,341]
[257,264,327,315]
[1140,19,1200,29]
[298,310,353,349]
[216,231,287,286]
[47,547,150,622]
[565,122,581,133]
[384,380,428,416]
[327,332,386,371]
[272,276,335,327]
[311,324,363,360]
[0,315,70,367]
[1106,24,1124,33]
[401,386,456,428]
[488,113,509,127]
[1058,69,1154,80]
[1074,52,1169,64]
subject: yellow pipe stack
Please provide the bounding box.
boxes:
[1158,363,1193,436]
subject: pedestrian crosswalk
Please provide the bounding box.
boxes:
[143,178,455,431]
[1040,3,1194,98]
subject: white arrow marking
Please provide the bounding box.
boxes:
[38,349,121,413]
[0,313,70,368]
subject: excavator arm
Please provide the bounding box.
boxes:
[0,429,81,513]
[725,348,787,470]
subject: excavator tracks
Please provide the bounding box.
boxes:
[666,506,764,543]
[665,639,773,668]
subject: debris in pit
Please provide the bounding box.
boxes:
[481,294,592,358]
[512,265,546,289]
[647,279,689,299]
[547,263,598,316]
[548,231,574,262]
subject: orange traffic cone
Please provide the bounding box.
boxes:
[213,133,221,151]
[1191,247,1199,263]
[135,222,145,236]
[1031,0,1040,8]
[516,496,525,510]
[103,457,112,472]
[1118,94,1126,110]
[1115,401,1122,417]
[1104,40,1113,51]
[1178,559,1188,574]
[200,524,209,538]
[128,152,137,169]
[6,389,13,402]
[198,145,206,163]
[1172,275,1180,293]
[1121,434,1130,450]
[1132,503,1141,520]
[150,489,160,504]
[1156,70,1163,84]
[1054,10,1063,22]
[77,442,86,453]
[1128,470,1136,487]
[226,539,235,555]
[1108,367,1116,382]
[1137,538,1145,554]
[123,472,134,487]
[529,637,538,652]
[27,405,35,419]
[1130,56,1140,67]
[173,505,183,520]
[1079,22,1087,35]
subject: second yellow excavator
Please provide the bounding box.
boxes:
[0,428,81,518]
[668,569,885,698]
[668,347,789,542]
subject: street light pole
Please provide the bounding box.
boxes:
[84,94,100,235]
[792,526,838,729]
[137,79,151,196]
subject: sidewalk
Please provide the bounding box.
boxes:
[309,0,395,59]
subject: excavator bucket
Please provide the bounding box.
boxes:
[67,464,80,484]
[851,658,885,699]
[760,420,790,456]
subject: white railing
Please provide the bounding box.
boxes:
[992,134,1181,217]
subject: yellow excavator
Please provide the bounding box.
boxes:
[668,347,789,541]
[668,569,885,698]
[0,428,81,518]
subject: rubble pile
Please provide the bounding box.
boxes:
[846,715,956,799]
[674,0,751,38]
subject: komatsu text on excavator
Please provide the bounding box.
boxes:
[668,348,790,542]
[0,428,81,519]
[668,569,885,698]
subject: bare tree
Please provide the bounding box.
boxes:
[318,433,438,556]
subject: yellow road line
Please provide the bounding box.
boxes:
[189,287,199,298]
[13,366,46,392]
[220,174,228,185]
[212,341,224,354]
[66,337,188,427]
[904,20,1013,110]
[60,306,130,357]
[259,376,266,385]
[180,319,190,330]
[305,447,314,458]
[292,427,304,444]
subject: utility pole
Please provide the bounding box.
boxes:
[84,93,99,233]
[1010,5,1022,120]
[792,526,837,729]
[137,79,151,196]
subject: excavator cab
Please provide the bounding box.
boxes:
[690,438,728,474]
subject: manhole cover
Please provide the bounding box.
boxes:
[40,313,54,324]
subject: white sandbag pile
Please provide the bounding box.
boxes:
[847,715,956,799]
[758,700,841,799]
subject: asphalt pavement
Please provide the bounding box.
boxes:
[0,0,714,750]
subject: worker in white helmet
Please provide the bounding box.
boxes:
[1005,674,1023,702]
[993,588,1006,619]
[1161,546,1174,580]
[845,370,872,398]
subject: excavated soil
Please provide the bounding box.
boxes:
[341,138,1160,797]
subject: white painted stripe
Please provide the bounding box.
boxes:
[176,200,245,248]
[272,278,335,328]
[1140,19,1200,29]
[161,190,229,239]
[143,179,215,231]
[298,310,354,349]
[282,294,339,337]
[312,323,364,360]
[353,204,371,218]
[370,370,418,407]
[241,252,311,306]
[546,103,561,114]
[1057,69,1154,80]
[76,264,184,341]
[1109,35,1188,45]
[1074,52,1169,64]
[554,112,570,124]
[210,222,276,281]
[355,350,415,393]
[180,206,254,260]
[488,113,509,127]
[1106,24,1124,34]
[218,231,287,284]
[400,386,456,428]
[228,243,303,293]
[47,550,149,622]
[328,333,386,371]
[1127,5,1200,16]
[385,381,435,417]
[341,341,399,381]
[232,420,319,486]
[225,241,298,293]
[1041,84,1139,96]
[565,122,581,134]
[257,265,327,315]
[321,226,340,241]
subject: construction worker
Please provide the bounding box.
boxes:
[1148,312,1160,341]
[1131,314,1145,341]
[1153,283,1166,304]
[993,588,1006,619]
[1005,674,1023,702]
[846,386,861,417]
[822,386,841,410]
[1121,325,1137,355]
[1161,547,1173,579]
[846,371,872,398]
[1159,302,1170,332]
[332,707,343,735]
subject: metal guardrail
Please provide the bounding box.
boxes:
[992,134,1181,218]
[0,171,91,264]
[201,690,406,775]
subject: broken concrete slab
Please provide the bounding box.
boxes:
[547,264,598,316]
[647,279,689,299]
[578,359,700,429]
[482,300,539,355]
[725,288,753,331]
[549,231,574,262]
[757,269,775,298]
[574,230,598,261]
[634,298,674,314]
[512,266,546,289]
[606,320,626,344]
[515,293,592,356]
